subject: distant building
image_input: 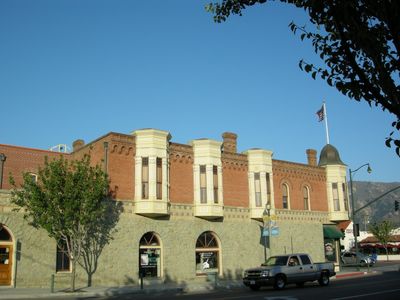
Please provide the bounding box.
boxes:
[0,129,349,288]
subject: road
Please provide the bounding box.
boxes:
[77,270,399,300]
[5,264,398,300]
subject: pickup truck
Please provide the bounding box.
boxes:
[243,253,336,291]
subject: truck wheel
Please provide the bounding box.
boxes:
[249,285,260,291]
[273,275,286,290]
[318,272,330,286]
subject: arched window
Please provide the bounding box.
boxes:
[0,226,11,242]
[56,239,70,272]
[0,225,13,285]
[195,231,220,275]
[282,183,289,209]
[139,232,162,278]
[28,173,38,183]
[303,186,310,210]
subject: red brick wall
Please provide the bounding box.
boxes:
[1,134,329,213]
[70,133,135,200]
[169,143,193,204]
[0,144,66,189]
[222,153,249,207]
[272,159,328,211]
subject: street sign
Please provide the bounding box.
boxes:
[271,227,279,236]
[263,214,277,222]
[262,226,279,237]
[262,228,269,237]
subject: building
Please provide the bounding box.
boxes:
[0,129,349,288]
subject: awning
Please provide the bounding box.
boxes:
[323,225,344,239]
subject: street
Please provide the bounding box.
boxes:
[61,270,400,300]
[111,271,398,300]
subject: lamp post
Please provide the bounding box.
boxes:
[349,163,372,270]
[263,203,272,262]
[0,153,6,189]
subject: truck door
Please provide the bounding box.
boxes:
[286,255,303,282]
[299,254,317,281]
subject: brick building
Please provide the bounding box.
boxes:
[0,129,348,287]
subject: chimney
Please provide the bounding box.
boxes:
[73,139,85,152]
[222,132,237,153]
[306,149,317,166]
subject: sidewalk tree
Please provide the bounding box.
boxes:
[368,220,394,261]
[206,0,400,156]
[10,154,119,291]
[79,198,122,287]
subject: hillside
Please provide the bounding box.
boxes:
[351,181,400,228]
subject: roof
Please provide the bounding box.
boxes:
[318,144,346,166]
[337,220,352,232]
[359,235,400,243]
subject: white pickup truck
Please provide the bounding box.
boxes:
[243,253,336,291]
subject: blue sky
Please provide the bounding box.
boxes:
[1,0,399,183]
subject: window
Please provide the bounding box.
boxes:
[139,232,162,278]
[195,231,220,275]
[0,226,11,241]
[56,240,70,272]
[342,183,349,211]
[156,158,162,199]
[332,183,340,211]
[266,173,271,204]
[254,173,262,207]
[29,173,38,183]
[213,166,218,203]
[300,254,312,265]
[303,186,310,210]
[142,158,149,199]
[200,165,207,203]
[282,184,289,209]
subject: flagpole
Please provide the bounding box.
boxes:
[323,101,330,144]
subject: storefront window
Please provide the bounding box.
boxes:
[324,239,337,263]
[195,231,220,275]
[139,232,162,278]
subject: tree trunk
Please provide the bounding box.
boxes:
[385,247,389,262]
[87,273,92,287]
[71,259,77,292]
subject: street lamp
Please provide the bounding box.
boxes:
[263,203,272,262]
[0,153,6,189]
[349,163,372,270]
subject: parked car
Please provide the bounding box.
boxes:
[243,253,336,291]
[341,251,375,267]
[369,253,378,264]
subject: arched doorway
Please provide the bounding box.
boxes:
[0,225,13,286]
[195,231,220,275]
[139,232,162,278]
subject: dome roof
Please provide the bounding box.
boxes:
[318,144,346,166]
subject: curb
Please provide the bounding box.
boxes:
[334,270,378,279]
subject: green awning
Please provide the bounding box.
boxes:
[323,225,344,239]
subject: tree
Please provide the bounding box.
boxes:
[206,0,400,156]
[368,220,394,261]
[79,198,122,287]
[10,154,119,291]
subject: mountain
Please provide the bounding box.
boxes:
[351,181,400,229]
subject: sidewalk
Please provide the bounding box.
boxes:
[1,263,399,299]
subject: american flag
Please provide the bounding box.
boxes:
[316,105,324,122]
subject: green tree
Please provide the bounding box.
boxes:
[206,0,400,156]
[10,154,118,291]
[368,220,394,261]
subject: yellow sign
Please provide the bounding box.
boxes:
[263,214,277,222]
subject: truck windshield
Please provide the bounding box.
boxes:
[262,256,288,266]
